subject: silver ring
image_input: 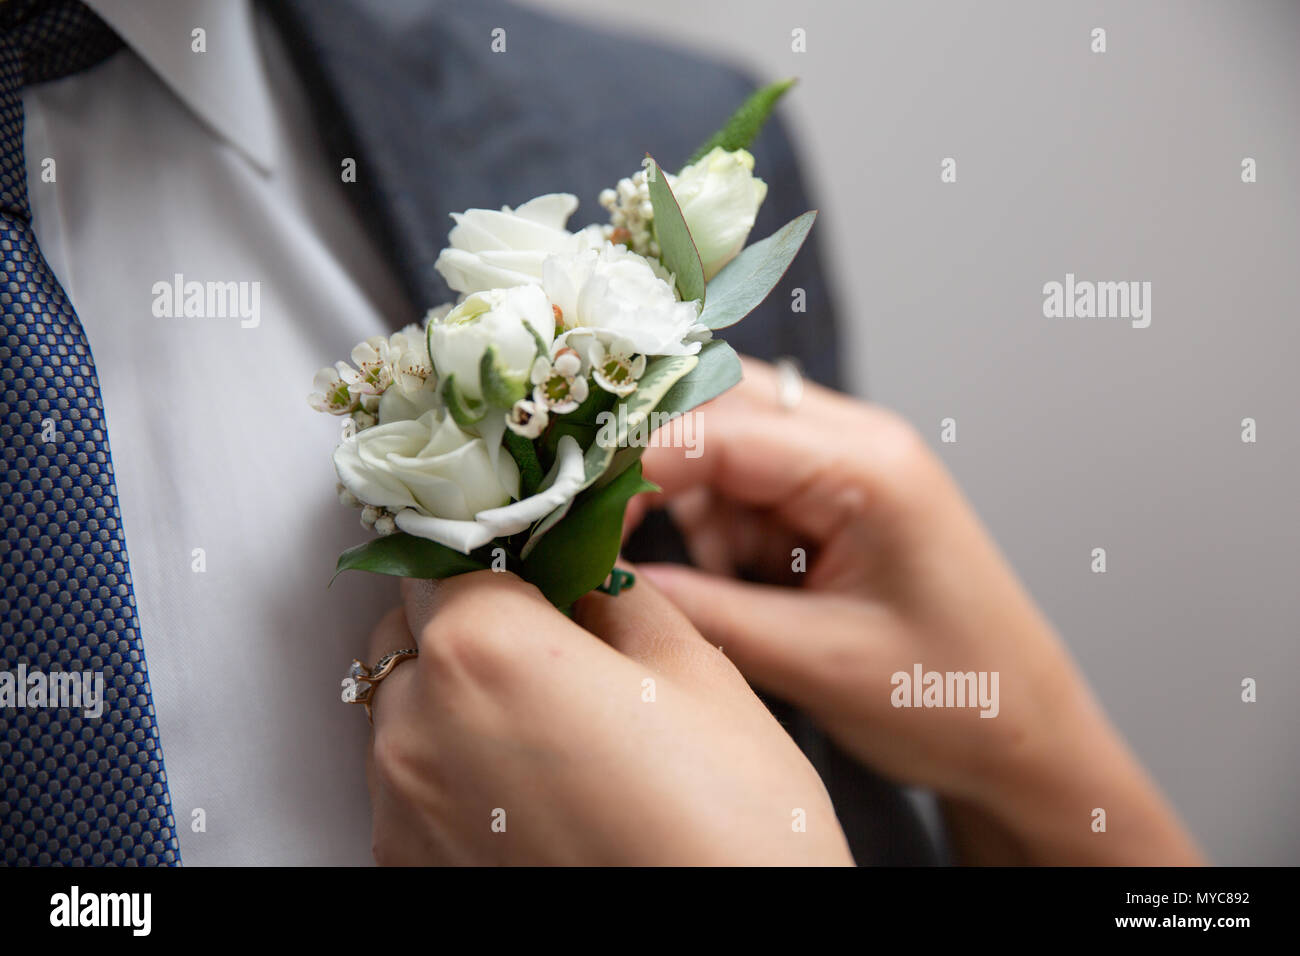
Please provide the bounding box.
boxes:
[774,357,804,411]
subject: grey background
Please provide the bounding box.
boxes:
[518,0,1300,864]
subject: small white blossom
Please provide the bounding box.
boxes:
[588,337,646,397]
[340,336,395,399]
[531,347,588,414]
[388,323,435,397]
[308,365,358,415]
[506,399,549,439]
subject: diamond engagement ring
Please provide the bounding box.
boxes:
[342,648,419,724]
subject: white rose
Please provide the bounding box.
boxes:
[427,285,554,404]
[334,408,517,520]
[543,242,707,357]
[670,147,767,280]
[334,409,587,554]
[434,193,585,295]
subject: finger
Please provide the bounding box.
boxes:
[572,561,726,677]
[362,608,444,865]
[621,491,649,543]
[368,605,416,662]
[637,405,864,543]
[647,378,930,545]
[637,355,854,506]
[364,605,421,728]
[401,570,553,644]
[724,355,864,423]
[668,490,809,583]
[400,571,607,686]
[663,487,734,576]
[638,563,892,707]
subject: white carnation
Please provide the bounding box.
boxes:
[544,242,707,357]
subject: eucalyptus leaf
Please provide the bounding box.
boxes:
[609,354,698,448]
[655,340,743,418]
[573,355,695,495]
[699,211,817,330]
[686,77,796,166]
[587,343,740,492]
[521,462,658,608]
[556,355,696,499]
[645,156,706,304]
[334,532,487,583]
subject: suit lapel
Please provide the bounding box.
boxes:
[262,0,843,389]
[263,0,725,315]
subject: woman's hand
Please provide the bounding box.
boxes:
[631,357,1203,865]
[364,569,853,866]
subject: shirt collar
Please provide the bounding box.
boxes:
[86,0,277,173]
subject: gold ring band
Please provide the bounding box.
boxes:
[342,648,418,724]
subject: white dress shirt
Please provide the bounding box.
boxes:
[23,0,413,864]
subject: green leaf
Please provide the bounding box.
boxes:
[686,77,796,167]
[588,350,721,491]
[594,444,647,491]
[655,340,743,418]
[562,357,695,498]
[442,373,485,426]
[608,354,698,448]
[503,430,544,498]
[334,532,487,582]
[562,382,616,428]
[480,345,527,407]
[645,156,706,304]
[699,211,817,330]
[521,462,658,608]
[521,355,698,558]
[538,386,613,464]
[519,496,573,560]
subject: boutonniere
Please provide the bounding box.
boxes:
[310,80,814,608]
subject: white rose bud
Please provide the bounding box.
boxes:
[670,147,768,281]
[427,285,554,405]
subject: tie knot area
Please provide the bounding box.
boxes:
[0,0,121,86]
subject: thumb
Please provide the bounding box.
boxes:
[637,563,853,708]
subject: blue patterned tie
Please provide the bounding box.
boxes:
[0,0,181,865]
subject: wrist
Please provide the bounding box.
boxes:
[964,681,1201,864]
